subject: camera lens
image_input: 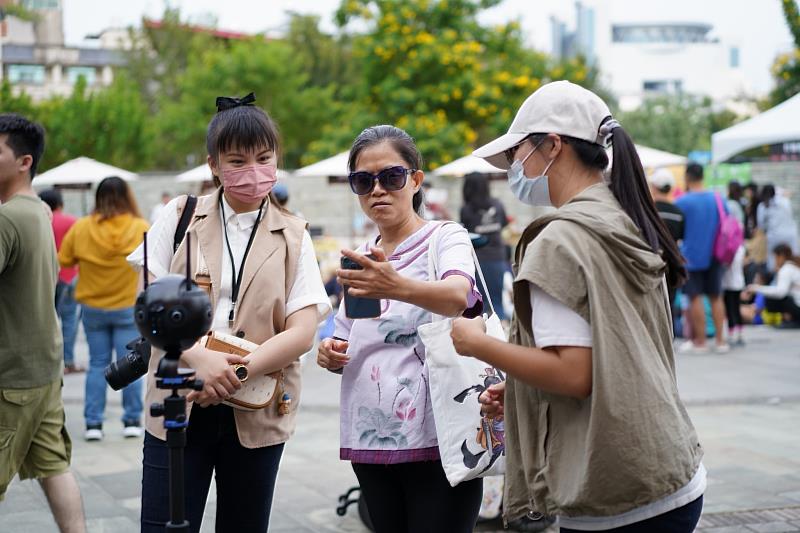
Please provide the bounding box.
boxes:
[104,338,151,390]
[169,309,184,323]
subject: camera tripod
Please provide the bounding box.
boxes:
[150,354,204,532]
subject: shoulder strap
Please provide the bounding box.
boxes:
[173,195,197,253]
[714,193,726,221]
[427,222,498,319]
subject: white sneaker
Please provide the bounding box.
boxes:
[714,343,731,354]
[677,340,710,355]
[85,427,104,441]
[122,424,144,438]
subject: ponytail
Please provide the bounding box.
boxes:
[608,126,687,288]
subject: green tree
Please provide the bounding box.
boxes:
[285,13,357,93]
[36,74,153,171]
[124,7,217,113]
[308,0,603,168]
[619,95,740,156]
[154,38,341,169]
[0,80,38,119]
[770,0,800,105]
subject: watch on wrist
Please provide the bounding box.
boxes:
[231,363,248,382]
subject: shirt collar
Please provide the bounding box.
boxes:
[220,194,262,231]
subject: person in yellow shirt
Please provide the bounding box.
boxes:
[59,176,149,441]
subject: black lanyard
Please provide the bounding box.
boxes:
[219,194,265,324]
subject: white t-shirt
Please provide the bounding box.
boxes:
[127,195,331,335]
[527,281,706,529]
[752,261,800,307]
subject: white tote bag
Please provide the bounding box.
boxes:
[417,224,507,487]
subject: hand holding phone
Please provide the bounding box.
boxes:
[341,254,382,319]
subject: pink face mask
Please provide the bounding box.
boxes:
[221,164,278,204]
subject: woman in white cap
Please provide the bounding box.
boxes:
[450,81,705,532]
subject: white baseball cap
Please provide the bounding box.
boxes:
[648,167,676,191]
[473,80,613,170]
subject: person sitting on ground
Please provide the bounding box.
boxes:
[745,244,800,328]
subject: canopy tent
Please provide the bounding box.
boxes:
[712,92,800,163]
[431,155,503,177]
[34,157,138,187]
[293,151,349,177]
[175,164,291,182]
[635,144,687,169]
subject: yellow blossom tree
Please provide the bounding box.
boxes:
[770,0,800,105]
[307,0,602,168]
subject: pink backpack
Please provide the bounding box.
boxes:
[713,193,744,265]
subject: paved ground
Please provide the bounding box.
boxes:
[1,324,799,532]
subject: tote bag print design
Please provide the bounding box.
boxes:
[417,223,507,487]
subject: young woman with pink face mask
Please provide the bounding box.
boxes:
[129,93,331,532]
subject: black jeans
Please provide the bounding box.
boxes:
[765,295,800,322]
[352,460,483,533]
[140,404,284,533]
[560,495,704,533]
[724,290,743,329]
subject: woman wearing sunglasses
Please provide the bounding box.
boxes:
[450,81,705,532]
[317,125,485,533]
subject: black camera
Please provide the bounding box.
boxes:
[134,273,213,355]
[105,337,151,391]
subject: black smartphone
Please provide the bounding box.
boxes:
[341,254,381,319]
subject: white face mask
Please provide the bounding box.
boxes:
[507,141,556,206]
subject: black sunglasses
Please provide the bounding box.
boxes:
[504,135,534,166]
[348,166,416,195]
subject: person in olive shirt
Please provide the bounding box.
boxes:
[0,114,86,532]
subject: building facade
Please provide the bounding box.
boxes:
[551,2,748,111]
[0,0,124,100]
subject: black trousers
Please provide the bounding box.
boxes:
[141,404,284,533]
[352,460,483,533]
[560,495,703,533]
[723,290,743,329]
[765,295,800,322]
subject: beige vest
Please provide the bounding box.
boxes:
[144,189,306,448]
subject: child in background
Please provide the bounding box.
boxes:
[722,245,746,346]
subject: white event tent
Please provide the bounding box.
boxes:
[34,156,138,187]
[293,151,349,177]
[432,155,503,177]
[712,92,800,164]
[635,144,687,169]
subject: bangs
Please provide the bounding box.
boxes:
[207,106,280,159]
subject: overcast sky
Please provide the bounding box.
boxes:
[62,0,793,95]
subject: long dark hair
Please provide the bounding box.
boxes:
[530,126,687,288]
[761,184,776,207]
[94,176,142,220]
[773,243,799,266]
[463,172,492,210]
[348,125,425,215]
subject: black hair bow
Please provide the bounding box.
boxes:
[215,92,256,112]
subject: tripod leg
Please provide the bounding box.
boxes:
[166,428,190,531]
